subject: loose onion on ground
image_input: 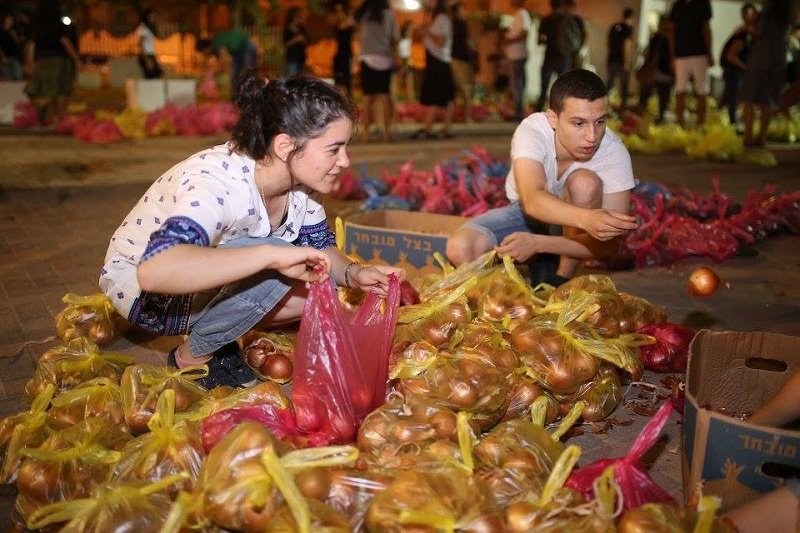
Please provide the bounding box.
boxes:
[686,266,721,297]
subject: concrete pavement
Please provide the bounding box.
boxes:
[0,123,798,529]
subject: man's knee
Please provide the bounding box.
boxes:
[564,169,603,207]
[446,229,488,266]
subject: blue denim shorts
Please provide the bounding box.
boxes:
[459,202,559,247]
[186,236,296,356]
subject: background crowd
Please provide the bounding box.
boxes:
[2,0,800,140]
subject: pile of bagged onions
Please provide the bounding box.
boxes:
[0,251,725,532]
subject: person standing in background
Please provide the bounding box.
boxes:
[413,0,455,139]
[136,8,162,79]
[504,0,531,122]
[606,7,634,110]
[740,0,795,147]
[450,1,477,123]
[330,0,355,94]
[283,7,308,76]
[0,10,24,80]
[201,29,257,89]
[637,15,673,124]
[669,0,713,128]
[24,0,80,126]
[719,3,758,127]
[396,20,415,102]
[355,0,399,143]
[535,0,569,112]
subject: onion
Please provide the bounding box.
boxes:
[428,410,458,440]
[686,266,721,297]
[295,468,331,500]
[261,354,293,380]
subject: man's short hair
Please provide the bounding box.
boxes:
[549,69,608,113]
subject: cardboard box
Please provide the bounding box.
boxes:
[683,329,800,511]
[343,210,467,279]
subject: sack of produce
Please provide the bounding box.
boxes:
[47,377,125,431]
[0,385,54,487]
[15,417,130,522]
[26,473,187,533]
[55,293,129,346]
[292,277,400,444]
[23,338,134,404]
[565,401,675,510]
[365,466,504,532]
[121,363,208,434]
[112,390,205,494]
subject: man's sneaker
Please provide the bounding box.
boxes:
[167,342,258,390]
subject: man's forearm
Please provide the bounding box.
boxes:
[520,191,587,230]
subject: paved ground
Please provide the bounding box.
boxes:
[0,122,798,529]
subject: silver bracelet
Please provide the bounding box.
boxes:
[344,261,362,289]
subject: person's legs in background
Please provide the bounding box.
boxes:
[536,61,557,112]
[655,81,672,123]
[509,57,527,120]
[673,57,690,128]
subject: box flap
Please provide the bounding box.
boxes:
[687,330,800,412]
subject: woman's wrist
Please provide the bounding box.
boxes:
[343,261,363,289]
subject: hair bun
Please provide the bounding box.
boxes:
[232,69,268,110]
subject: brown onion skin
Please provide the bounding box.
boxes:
[261,353,293,380]
[295,468,331,500]
[687,266,721,297]
[17,460,59,501]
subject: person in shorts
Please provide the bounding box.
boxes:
[446,69,638,286]
[669,0,713,128]
[100,73,402,389]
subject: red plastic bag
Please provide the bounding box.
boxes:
[565,401,675,511]
[637,323,696,373]
[201,403,313,451]
[291,276,400,444]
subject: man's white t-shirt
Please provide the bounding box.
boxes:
[505,112,635,202]
[504,8,532,61]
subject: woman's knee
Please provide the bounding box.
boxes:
[564,169,603,207]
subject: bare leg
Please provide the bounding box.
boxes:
[379,93,393,141]
[362,95,374,142]
[696,94,707,127]
[559,170,603,278]
[756,103,771,145]
[743,102,755,144]
[675,91,687,128]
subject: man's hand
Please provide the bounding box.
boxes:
[582,209,638,241]
[495,232,541,263]
[275,247,331,283]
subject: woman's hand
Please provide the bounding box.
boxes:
[350,264,405,297]
[275,247,331,282]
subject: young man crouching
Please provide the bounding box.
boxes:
[446,68,638,285]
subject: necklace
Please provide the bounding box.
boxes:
[256,167,291,229]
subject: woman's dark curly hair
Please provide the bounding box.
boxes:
[230,71,357,162]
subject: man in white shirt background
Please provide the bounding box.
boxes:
[446,69,638,286]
